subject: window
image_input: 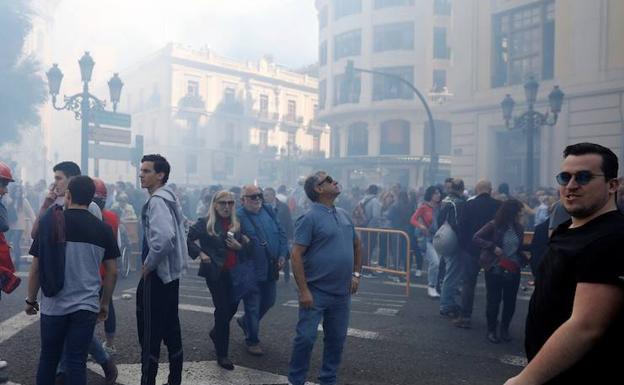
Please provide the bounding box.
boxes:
[492,0,555,87]
[424,120,452,156]
[260,94,269,112]
[259,130,268,148]
[224,122,235,145]
[432,69,447,92]
[433,27,451,59]
[319,80,327,110]
[380,120,410,155]
[331,129,341,157]
[374,0,414,9]
[319,41,328,66]
[334,72,361,105]
[319,6,328,29]
[347,122,368,156]
[187,80,199,96]
[287,100,297,120]
[434,0,452,16]
[333,0,361,20]
[287,132,296,146]
[313,134,321,153]
[334,29,361,60]
[373,66,414,101]
[224,87,236,104]
[374,22,414,52]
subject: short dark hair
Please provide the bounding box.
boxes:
[424,185,441,202]
[450,178,464,193]
[67,176,95,206]
[141,154,170,184]
[494,199,523,228]
[304,172,323,202]
[498,182,510,195]
[53,161,81,178]
[366,184,378,195]
[563,142,619,180]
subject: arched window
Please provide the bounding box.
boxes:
[347,122,368,156]
[380,120,410,155]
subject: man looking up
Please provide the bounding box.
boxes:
[137,154,188,385]
[505,143,624,385]
[26,176,119,385]
[288,171,362,385]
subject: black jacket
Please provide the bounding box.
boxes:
[187,217,250,271]
[463,194,501,256]
[270,199,294,241]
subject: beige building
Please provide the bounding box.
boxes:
[449,0,624,190]
[315,0,454,188]
[115,43,328,186]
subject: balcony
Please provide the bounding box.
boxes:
[253,109,280,128]
[215,100,245,116]
[176,93,206,120]
[306,120,327,135]
[280,114,304,132]
[248,144,278,157]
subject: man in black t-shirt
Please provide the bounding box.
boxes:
[504,143,624,385]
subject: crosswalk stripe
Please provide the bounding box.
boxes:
[0,312,39,344]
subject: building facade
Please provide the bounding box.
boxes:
[315,0,454,189]
[449,0,624,190]
[116,43,328,186]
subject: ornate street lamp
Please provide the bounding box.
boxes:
[501,77,564,193]
[45,52,123,173]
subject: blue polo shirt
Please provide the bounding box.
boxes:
[294,202,356,296]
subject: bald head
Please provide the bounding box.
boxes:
[475,179,492,195]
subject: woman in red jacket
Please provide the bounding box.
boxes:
[410,186,442,298]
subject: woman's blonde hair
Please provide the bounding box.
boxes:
[206,190,240,236]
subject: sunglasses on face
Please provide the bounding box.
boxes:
[216,200,235,206]
[317,175,334,186]
[244,193,263,201]
[555,171,605,186]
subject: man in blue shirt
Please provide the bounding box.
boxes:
[236,184,288,356]
[288,171,362,385]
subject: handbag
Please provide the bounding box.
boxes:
[197,258,220,283]
[433,201,458,257]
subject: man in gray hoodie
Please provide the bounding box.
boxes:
[137,154,188,385]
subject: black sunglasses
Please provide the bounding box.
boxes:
[317,175,334,186]
[244,193,263,201]
[216,200,236,206]
[555,171,605,186]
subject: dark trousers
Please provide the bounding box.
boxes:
[484,270,521,332]
[37,310,97,385]
[460,254,481,319]
[206,271,239,358]
[136,275,183,385]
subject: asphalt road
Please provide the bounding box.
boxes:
[0,262,532,385]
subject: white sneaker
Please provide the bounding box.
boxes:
[102,341,117,355]
[0,360,7,369]
[427,287,440,298]
[414,269,423,277]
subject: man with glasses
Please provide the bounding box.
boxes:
[288,171,362,385]
[505,143,624,385]
[236,185,288,356]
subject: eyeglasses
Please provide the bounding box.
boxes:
[317,175,334,186]
[243,193,263,201]
[216,200,235,206]
[555,171,605,186]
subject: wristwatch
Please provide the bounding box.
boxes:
[25,298,39,311]
[352,271,361,279]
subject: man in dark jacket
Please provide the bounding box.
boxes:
[454,180,501,328]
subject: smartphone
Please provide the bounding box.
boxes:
[227,231,235,238]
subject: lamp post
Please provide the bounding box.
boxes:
[45,52,124,173]
[500,76,564,193]
[343,60,439,186]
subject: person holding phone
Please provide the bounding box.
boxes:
[187,190,249,370]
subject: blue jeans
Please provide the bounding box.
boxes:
[241,280,276,345]
[288,288,351,385]
[58,335,110,375]
[425,242,440,288]
[37,310,98,385]
[440,251,463,313]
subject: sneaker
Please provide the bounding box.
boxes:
[0,360,6,370]
[246,344,264,356]
[101,358,118,385]
[414,269,423,277]
[102,341,117,355]
[453,317,472,329]
[427,287,440,298]
[440,308,460,319]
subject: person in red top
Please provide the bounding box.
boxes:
[411,186,443,298]
[186,190,250,370]
[92,178,120,354]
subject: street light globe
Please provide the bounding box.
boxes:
[501,94,515,123]
[46,63,63,96]
[548,85,564,115]
[78,51,95,83]
[524,76,539,107]
[108,73,124,105]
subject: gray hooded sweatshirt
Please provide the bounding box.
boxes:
[142,185,189,284]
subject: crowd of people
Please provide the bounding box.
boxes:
[1,141,623,384]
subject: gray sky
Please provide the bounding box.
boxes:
[47,0,318,81]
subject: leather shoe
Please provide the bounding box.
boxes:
[247,344,264,356]
[102,357,118,385]
[217,356,235,370]
[487,332,500,344]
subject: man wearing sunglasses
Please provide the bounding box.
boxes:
[506,143,624,385]
[236,184,288,356]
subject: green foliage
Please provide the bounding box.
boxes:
[0,0,47,143]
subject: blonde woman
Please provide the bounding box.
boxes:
[187,190,249,370]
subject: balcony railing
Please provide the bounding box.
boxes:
[254,110,280,121]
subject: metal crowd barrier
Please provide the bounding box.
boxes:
[355,227,411,297]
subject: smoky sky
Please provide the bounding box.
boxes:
[47,0,318,81]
